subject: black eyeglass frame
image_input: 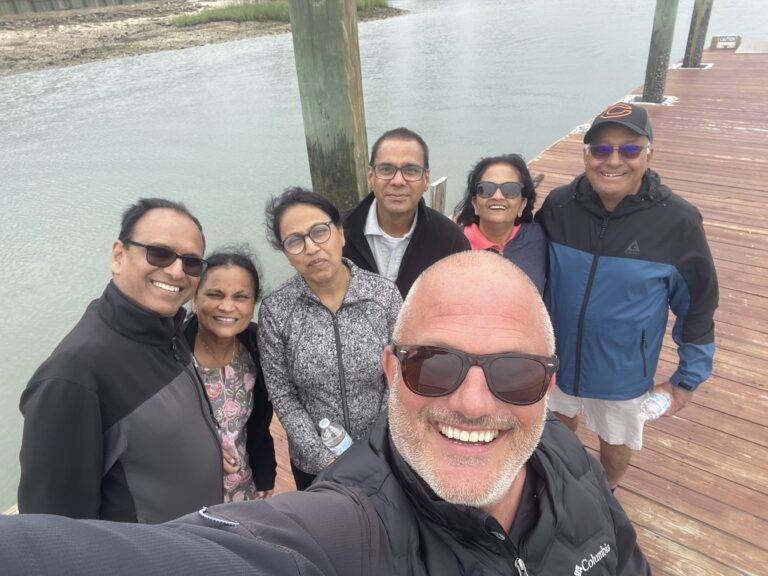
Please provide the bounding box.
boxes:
[474,181,524,199]
[392,343,558,406]
[370,163,427,182]
[122,239,208,277]
[281,220,334,255]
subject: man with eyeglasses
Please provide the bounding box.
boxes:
[18,198,224,523]
[343,127,469,297]
[2,252,649,575]
[536,102,718,491]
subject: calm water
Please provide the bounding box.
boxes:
[1,0,766,511]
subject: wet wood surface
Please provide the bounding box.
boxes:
[528,47,768,575]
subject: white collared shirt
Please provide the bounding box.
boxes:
[364,199,418,282]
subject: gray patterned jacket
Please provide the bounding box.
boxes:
[257,260,402,474]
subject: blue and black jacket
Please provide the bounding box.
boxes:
[537,170,718,400]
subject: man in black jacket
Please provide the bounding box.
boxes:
[17,198,223,523]
[343,127,469,297]
[2,252,649,575]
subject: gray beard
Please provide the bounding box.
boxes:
[388,381,547,508]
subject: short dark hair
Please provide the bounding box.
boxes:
[198,247,262,301]
[119,198,205,249]
[265,186,342,250]
[454,154,536,227]
[369,127,430,169]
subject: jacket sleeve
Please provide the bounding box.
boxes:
[587,455,651,575]
[246,364,277,491]
[451,225,471,253]
[257,301,335,473]
[0,487,391,576]
[668,211,718,390]
[18,378,103,518]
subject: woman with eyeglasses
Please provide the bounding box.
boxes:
[183,249,277,501]
[258,187,403,490]
[454,154,547,293]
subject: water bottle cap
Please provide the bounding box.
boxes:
[318,418,330,430]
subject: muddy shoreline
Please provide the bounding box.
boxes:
[0,1,404,77]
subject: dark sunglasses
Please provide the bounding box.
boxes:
[123,239,207,277]
[475,181,523,199]
[586,143,648,160]
[393,344,558,406]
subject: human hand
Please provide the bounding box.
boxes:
[654,380,693,417]
[222,448,239,475]
[255,490,274,499]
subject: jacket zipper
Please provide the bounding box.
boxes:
[515,558,530,576]
[640,330,648,378]
[573,217,609,396]
[329,313,352,432]
[173,338,224,498]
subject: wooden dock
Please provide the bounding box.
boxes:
[527,46,768,576]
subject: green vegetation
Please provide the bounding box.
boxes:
[171,0,388,28]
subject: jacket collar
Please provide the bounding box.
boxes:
[345,193,430,271]
[98,281,185,348]
[293,258,368,308]
[571,169,669,218]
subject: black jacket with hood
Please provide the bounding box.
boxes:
[3,414,649,575]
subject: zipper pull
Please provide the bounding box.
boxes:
[515,558,530,576]
[599,218,608,239]
[171,338,181,361]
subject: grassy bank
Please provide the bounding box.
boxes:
[171,0,388,27]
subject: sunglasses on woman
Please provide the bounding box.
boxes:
[585,143,649,160]
[123,239,207,277]
[392,344,558,405]
[475,181,523,199]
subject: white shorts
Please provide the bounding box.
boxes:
[549,386,650,450]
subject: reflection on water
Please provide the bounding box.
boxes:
[1,0,766,510]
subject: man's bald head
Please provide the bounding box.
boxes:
[393,251,554,355]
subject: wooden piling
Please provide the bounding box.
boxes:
[683,0,714,68]
[287,0,369,212]
[642,0,679,103]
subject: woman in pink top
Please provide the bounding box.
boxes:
[454,154,547,293]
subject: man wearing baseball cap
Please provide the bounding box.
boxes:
[536,102,719,490]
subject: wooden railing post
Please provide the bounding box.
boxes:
[683,0,714,68]
[287,0,369,212]
[642,0,680,103]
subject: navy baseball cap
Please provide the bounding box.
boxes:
[583,102,654,144]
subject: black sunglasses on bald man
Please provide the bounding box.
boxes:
[393,344,558,406]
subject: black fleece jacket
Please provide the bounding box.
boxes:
[18,282,223,523]
[343,193,470,297]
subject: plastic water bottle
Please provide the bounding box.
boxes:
[319,418,353,456]
[640,391,672,421]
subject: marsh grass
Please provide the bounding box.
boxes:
[171,0,388,28]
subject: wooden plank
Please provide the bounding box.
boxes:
[619,490,768,575]
[580,434,768,549]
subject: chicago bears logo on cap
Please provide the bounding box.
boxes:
[600,103,633,119]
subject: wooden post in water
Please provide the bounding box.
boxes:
[642,0,679,103]
[683,0,714,68]
[287,0,369,212]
